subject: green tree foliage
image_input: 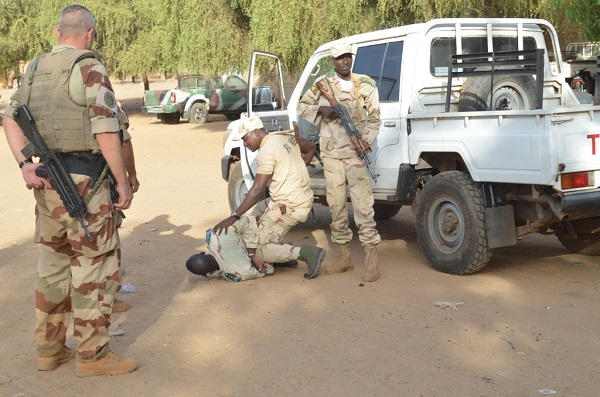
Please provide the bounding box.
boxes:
[550,0,600,41]
[0,0,589,82]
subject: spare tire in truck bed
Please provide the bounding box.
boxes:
[458,74,538,111]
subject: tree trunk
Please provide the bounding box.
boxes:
[143,75,150,91]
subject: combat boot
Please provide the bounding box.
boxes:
[37,346,74,371]
[112,298,130,313]
[326,243,352,274]
[75,351,137,377]
[362,244,379,282]
[298,245,325,279]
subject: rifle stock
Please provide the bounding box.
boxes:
[15,105,94,240]
[314,79,378,182]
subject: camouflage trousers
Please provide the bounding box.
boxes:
[33,174,120,362]
[250,199,312,263]
[322,156,381,246]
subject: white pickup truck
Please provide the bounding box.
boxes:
[221,18,600,275]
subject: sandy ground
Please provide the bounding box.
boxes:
[0,81,599,397]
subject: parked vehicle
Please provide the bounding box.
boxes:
[221,19,600,274]
[563,41,599,96]
[142,75,248,124]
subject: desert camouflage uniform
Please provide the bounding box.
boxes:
[298,71,381,246]
[208,216,274,281]
[252,131,313,263]
[4,45,122,362]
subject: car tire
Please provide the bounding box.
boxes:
[227,162,248,211]
[458,73,537,111]
[160,113,181,124]
[190,102,209,124]
[416,171,491,274]
[373,204,402,220]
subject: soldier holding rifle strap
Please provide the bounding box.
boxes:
[298,43,382,282]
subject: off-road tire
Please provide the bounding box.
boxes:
[458,73,537,111]
[416,171,491,274]
[227,162,247,211]
[373,204,402,220]
[160,113,180,124]
[189,102,209,124]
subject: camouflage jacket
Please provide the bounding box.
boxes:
[297,72,381,159]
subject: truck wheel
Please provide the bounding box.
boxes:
[227,162,248,211]
[373,204,402,220]
[555,219,600,255]
[190,102,209,124]
[416,171,491,274]
[225,113,241,121]
[458,74,537,111]
[161,113,180,124]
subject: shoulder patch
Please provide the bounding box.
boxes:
[359,76,376,87]
[310,84,318,95]
[96,85,118,113]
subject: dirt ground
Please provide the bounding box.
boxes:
[0,81,599,397]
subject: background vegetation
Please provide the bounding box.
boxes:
[0,0,597,86]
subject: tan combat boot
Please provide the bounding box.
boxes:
[37,346,74,371]
[326,243,353,274]
[362,244,379,282]
[76,351,138,377]
[112,298,130,313]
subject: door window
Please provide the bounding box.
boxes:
[251,57,284,112]
[353,41,403,102]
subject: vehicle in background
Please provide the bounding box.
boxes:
[142,75,248,124]
[222,19,600,275]
[563,41,599,96]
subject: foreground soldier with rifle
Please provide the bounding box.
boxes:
[2,4,136,377]
[298,43,383,281]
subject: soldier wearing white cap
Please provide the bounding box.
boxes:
[297,43,382,282]
[213,117,324,279]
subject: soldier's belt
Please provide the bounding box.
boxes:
[56,152,105,177]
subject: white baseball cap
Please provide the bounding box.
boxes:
[330,44,354,58]
[230,116,264,141]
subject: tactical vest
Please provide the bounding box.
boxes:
[20,48,100,152]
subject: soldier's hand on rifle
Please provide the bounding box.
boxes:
[318,106,339,120]
[21,162,51,190]
[350,136,370,154]
[114,181,133,210]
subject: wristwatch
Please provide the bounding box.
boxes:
[230,211,240,220]
[18,158,32,169]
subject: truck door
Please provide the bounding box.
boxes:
[248,51,290,131]
[352,40,405,188]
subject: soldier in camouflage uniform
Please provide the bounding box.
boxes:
[213,117,324,279]
[2,5,137,376]
[298,43,382,282]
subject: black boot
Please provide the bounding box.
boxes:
[298,245,325,279]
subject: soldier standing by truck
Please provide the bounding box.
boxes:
[2,5,136,376]
[298,43,382,282]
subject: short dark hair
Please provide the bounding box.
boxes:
[59,5,95,38]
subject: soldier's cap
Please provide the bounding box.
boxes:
[231,116,264,141]
[330,44,354,58]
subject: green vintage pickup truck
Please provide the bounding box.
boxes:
[142,75,248,124]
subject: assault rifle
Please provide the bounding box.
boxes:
[15,105,94,240]
[315,79,378,182]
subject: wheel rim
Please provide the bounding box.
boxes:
[492,84,527,110]
[193,104,207,121]
[235,178,248,207]
[427,197,465,254]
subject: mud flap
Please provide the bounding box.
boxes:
[485,205,517,248]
